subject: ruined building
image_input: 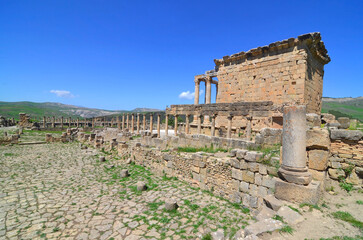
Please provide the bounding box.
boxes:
[167,32,331,137]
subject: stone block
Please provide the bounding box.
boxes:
[258,186,268,197]
[259,164,267,175]
[163,154,173,161]
[245,151,261,162]
[275,179,321,204]
[240,160,248,170]
[242,171,255,183]
[248,162,259,172]
[308,149,329,171]
[249,184,258,196]
[261,175,276,189]
[230,158,240,169]
[306,128,330,150]
[267,166,278,177]
[239,181,249,193]
[120,169,129,178]
[308,169,326,181]
[250,196,259,208]
[256,206,275,221]
[232,169,243,181]
[263,195,283,211]
[244,218,284,236]
[276,206,304,225]
[166,161,173,168]
[193,166,200,173]
[306,113,321,128]
[328,168,345,180]
[330,129,363,141]
[356,167,363,178]
[165,199,179,211]
[137,182,147,191]
[346,171,360,185]
[255,173,262,185]
[236,149,248,160]
[337,117,350,129]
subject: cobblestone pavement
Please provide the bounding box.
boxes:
[0,142,252,240]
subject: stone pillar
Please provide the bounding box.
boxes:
[185,114,190,134]
[204,77,212,124]
[43,116,46,128]
[131,114,134,133]
[278,105,312,185]
[197,115,201,134]
[52,116,55,128]
[174,115,178,136]
[165,114,168,136]
[111,118,114,128]
[126,114,129,130]
[193,78,200,123]
[122,114,125,130]
[137,113,140,134]
[246,117,252,140]
[61,117,64,129]
[77,118,79,128]
[143,114,146,131]
[92,118,95,128]
[157,114,161,138]
[211,115,216,137]
[117,116,121,130]
[68,117,71,128]
[149,114,153,134]
[227,115,233,139]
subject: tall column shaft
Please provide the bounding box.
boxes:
[246,117,252,140]
[126,114,129,129]
[150,114,153,134]
[157,114,161,138]
[143,114,146,131]
[197,115,201,134]
[211,115,216,137]
[77,118,79,128]
[174,115,178,136]
[117,116,121,129]
[278,105,311,185]
[43,116,46,128]
[131,114,134,133]
[52,116,55,128]
[194,81,200,105]
[185,115,190,134]
[122,114,125,130]
[61,117,64,129]
[165,114,168,136]
[137,114,140,134]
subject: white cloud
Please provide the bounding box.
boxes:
[50,90,75,98]
[178,90,204,100]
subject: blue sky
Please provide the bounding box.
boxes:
[0,0,362,110]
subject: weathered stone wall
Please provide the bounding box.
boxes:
[214,33,330,115]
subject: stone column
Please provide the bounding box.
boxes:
[185,114,190,134]
[122,114,125,130]
[43,116,46,128]
[68,117,71,128]
[193,78,200,123]
[61,117,64,129]
[92,118,95,128]
[211,115,216,137]
[76,118,79,128]
[246,117,252,140]
[197,115,201,134]
[174,115,178,136]
[204,77,212,124]
[157,114,161,138]
[227,115,233,139]
[149,114,153,134]
[143,114,146,131]
[52,116,55,128]
[131,114,134,133]
[278,105,312,185]
[117,116,121,129]
[137,113,140,134]
[111,118,114,128]
[126,114,129,129]
[165,114,169,136]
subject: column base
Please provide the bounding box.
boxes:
[275,179,321,204]
[278,165,312,185]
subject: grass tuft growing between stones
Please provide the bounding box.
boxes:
[279,225,294,235]
[332,211,363,230]
[177,146,227,153]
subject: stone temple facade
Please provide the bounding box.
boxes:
[168,32,331,137]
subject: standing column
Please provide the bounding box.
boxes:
[126,114,129,130]
[143,114,146,131]
[278,105,312,185]
[111,118,114,128]
[204,77,212,124]
[165,114,169,136]
[52,116,55,128]
[122,114,125,130]
[193,78,200,123]
[77,118,79,128]
[227,115,233,139]
[131,114,134,133]
[149,114,153,134]
[211,114,216,137]
[246,117,252,140]
[137,113,140,134]
[43,116,46,128]
[117,116,121,129]
[91,118,94,128]
[68,117,71,128]
[197,115,202,134]
[157,114,161,138]
[61,117,64,129]
[185,114,190,134]
[174,115,178,136]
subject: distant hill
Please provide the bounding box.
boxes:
[0,101,162,119]
[322,97,363,121]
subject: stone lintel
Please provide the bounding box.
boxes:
[275,179,321,204]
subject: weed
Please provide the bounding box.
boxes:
[273,215,284,222]
[288,206,301,214]
[279,225,294,234]
[299,203,321,211]
[356,200,363,205]
[332,211,363,229]
[201,233,212,240]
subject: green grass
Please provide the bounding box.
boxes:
[356,200,363,205]
[322,98,363,122]
[332,211,363,229]
[279,225,294,234]
[177,146,227,153]
[319,236,363,240]
[299,203,321,211]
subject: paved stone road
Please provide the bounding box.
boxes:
[0,142,252,240]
